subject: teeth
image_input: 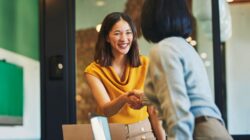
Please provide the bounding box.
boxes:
[119,44,127,48]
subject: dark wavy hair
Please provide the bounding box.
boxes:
[141,0,192,43]
[94,12,141,67]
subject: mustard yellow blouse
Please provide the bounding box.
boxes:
[84,55,149,124]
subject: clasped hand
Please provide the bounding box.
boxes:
[126,90,145,110]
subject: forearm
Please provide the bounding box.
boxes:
[85,74,136,117]
[102,92,143,117]
[148,106,165,140]
[101,94,127,117]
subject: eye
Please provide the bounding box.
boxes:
[126,31,132,35]
[113,32,120,36]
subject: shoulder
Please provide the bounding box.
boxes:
[157,37,189,55]
[149,37,187,62]
[148,46,161,65]
[84,61,103,76]
[85,61,98,71]
[139,55,149,65]
[159,37,182,49]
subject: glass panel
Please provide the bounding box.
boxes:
[193,0,250,135]
[192,0,215,98]
[0,0,40,139]
[226,2,250,135]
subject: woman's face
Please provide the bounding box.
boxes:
[107,19,133,56]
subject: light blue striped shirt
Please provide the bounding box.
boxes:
[145,37,223,140]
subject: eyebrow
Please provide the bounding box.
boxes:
[113,29,132,32]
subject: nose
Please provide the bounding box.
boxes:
[120,33,127,41]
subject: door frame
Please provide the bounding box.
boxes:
[39,0,76,139]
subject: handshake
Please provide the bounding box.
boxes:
[125,90,151,110]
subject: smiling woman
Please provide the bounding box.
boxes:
[84,12,143,120]
[83,12,164,140]
[75,0,147,125]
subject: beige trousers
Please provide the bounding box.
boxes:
[125,118,156,140]
[194,116,233,140]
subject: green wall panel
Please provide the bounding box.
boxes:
[0,0,39,60]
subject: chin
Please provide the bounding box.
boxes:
[122,50,130,54]
[118,49,130,54]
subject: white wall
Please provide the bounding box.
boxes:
[226,3,250,134]
[0,48,40,140]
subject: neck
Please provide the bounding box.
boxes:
[112,55,128,80]
[112,55,127,67]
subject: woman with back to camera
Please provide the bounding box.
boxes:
[140,0,233,139]
[84,12,164,140]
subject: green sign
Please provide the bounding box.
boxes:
[0,60,23,125]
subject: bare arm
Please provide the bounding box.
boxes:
[85,73,141,117]
[148,106,166,140]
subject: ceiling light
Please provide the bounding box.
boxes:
[190,40,197,46]
[200,52,208,59]
[96,0,105,7]
[96,24,102,32]
[186,36,192,42]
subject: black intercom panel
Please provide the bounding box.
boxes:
[49,55,64,80]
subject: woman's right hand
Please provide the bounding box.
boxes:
[126,91,144,109]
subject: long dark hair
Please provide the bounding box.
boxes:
[94,12,141,67]
[141,0,192,43]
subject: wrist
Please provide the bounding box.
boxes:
[120,93,129,104]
